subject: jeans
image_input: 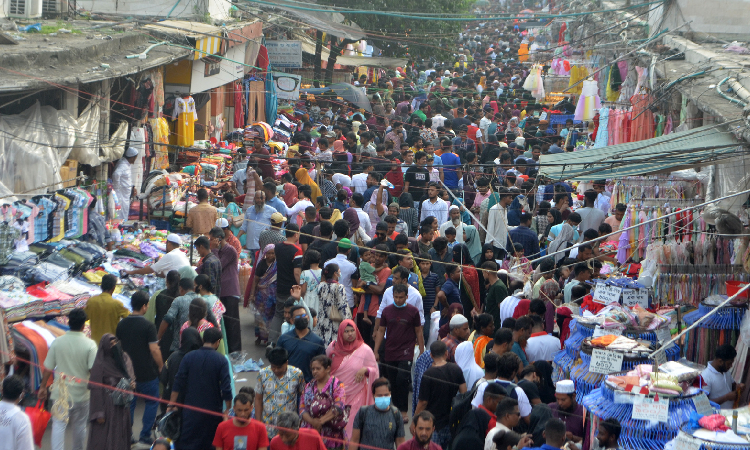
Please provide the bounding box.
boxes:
[52,401,89,450]
[130,378,159,441]
[220,296,242,352]
[382,359,412,413]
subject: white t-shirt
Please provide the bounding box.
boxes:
[472,379,531,417]
[332,173,352,188]
[701,362,735,409]
[485,423,511,450]
[0,401,33,450]
[351,173,368,193]
[525,333,561,362]
[150,248,190,276]
[287,199,314,221]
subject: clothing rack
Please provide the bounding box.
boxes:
[653,264,749,306]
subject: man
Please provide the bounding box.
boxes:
[124,233,189,277]
[187,188,220,236]
[420,182,449,225]
[255,348,304,438]
[440,139,462,190]
[442,314,470,362]
[575,190,606,241]
[350,193,372,235]
[404,151,430,201]
[417,224,434,256]
[350,378,406,450]
[385,160,405,198]
[0,376,33,450]
[482,261,506,329]
[168,328,233,450]
[352,161,374,194]
[401,150,415,174]
[472,353,532,426]
[519,419,567,450]
[604,203,627,242]
[375,266,426,333]
[525,315,560,363]
[367,222,396,252]
[195,235,222,297]
[324,238,358,308]
[397,412,441,450]
[592,180,611,215]
[486,398,532,450]
[253,135,275,179]
[425,141,444,182]
[159,277,217,352]
[512,316,532,367]
[563,263,592,303]
[439,206,465,244]
[217,217,242,255]
[116,291,162,445]
[385,122,405,150]
[262,182,288,218]
[491,328,514,356]
[213,393,269,450]
[39,309,97,450]
[112,147,137,220]
[428,237,452,282]
[548,136,564,154]
[499,280,525,325]
[452,125,476,161]
[237,191,277,264]
[271,224,304,335]
[374,284,424,422]
[276,304,325,382]
[259,212,287,251]
[321,220,360,265]
[270,412,326,450]
[487,188,513,260]
[414,340,466,448]
[509,212,540,260]
[85,274,129,344]
[700,344,744,409]
[210,226,242,352]
[357,132,377,162]
[549,380,590,450]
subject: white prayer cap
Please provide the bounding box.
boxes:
[556,380,575,394]
[450,314,469,327]
[124,147,138,157]
[216,218,229,228]
[166,234,183,245]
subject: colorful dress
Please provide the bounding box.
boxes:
[253,258,277,340]
[315,281,352,346]
[300,376,347,449]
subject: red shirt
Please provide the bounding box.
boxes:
[385,169,405,198]
[212,418,269,450]
[397,438,443,450]
[478,404,497,433]
[270,428,326,450]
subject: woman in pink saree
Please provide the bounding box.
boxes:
[326,319,379,439]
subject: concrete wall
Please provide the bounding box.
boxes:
[74,0,230,21]
[650,0,750,38]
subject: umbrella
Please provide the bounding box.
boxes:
[301,83,372,112]
[252,122,274,141]
[474,0,490,6]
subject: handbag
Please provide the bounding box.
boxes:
[110,378,134,406]
[24,400,51,447]
[325,380,350,432]
[229,214,244,228]
[328,285,343,323]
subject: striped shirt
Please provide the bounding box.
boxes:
[421,272,439,312]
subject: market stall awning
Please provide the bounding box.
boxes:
[263,0,365,40]
[143,21,224,60]
[299,39,406,68]
[302,83,371,112]
[539,125,743,181]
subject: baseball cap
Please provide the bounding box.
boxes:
[271,212,287,223]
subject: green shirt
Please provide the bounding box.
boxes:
[485,279,508,329]
[44,331,98,402]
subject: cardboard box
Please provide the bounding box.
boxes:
[60,160,78,187]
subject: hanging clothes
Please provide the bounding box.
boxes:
[173,96,198,147]
[630,92,654,142]
[574,78,601,121]
[594,107,609,148]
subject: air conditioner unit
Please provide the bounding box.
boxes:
[8,0,43,18]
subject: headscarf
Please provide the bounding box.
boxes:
[282,183,298,207]
[452,198,472,225]
[463,225,483,266]
[512,299,530,318]
[533,361,556,404]
[507,195,524,226]
[455,341,484,389]
[539,279,560,303]
[329,319,364,372]
[342,186,353,200]
[333,140,345,153]
[295,167,322,201]
[399,192,414,208]
[453,243,474,267]
[259,243,276,261]
[547,222,575,263]
[343,208,360,237]
[543,208,562,242]
[556,306,573,347]
[90,334,134,383]
[477,244,496,267]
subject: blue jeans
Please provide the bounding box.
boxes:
[130,378,159,441]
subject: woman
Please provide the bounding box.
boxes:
[398,192,419,236]
[547,220,576,263]
[463,225,483,266]
[533,201,551,240]
[477,244,503,268]
[471,313,495,368]
[539,280,561,334]
[326,319,379,440]
[300,355,347,449]
[332,190,349,213]
[194,274,225,328]
[88,334,134,450]
[542,208,562,246]
[282,179,299,208]
[556,306,574,348]
[453,244,481,325]
[160,328,202,413]
[180,297,213,337]
[316,264,352,346]
[506,117,522,136]
[300,249,323,314]
[534,360,557,404]
[456,341,484,389]
[223,192,245,247]
[296,167,323,202]
[247,243,277,345]
[343,208,368,246]
[154,270,180,359]
[512,299,531,319]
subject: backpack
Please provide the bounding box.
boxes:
[448,378,485,438]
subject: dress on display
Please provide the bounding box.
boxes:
[594,107,609,148]
[574,79,601,121]
[173,96,198,147]
[630,92,654,142]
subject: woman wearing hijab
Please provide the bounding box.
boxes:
[547,220,576,263]
[539,280,561,334]
[463,225,483,266]
[512,298,531,319]
[88,334,135,450]
[556,306,574,348]
[246,243,277,345]
[506,117,522,136]
[326,319,379,439]
[542,208,562,247]
[282,181,299,208]
[343,208,368,246]
[506,194,524,226]
[160,328,202,413]
[295,167,323,202]
[453,244,481,326]
[456,341,484,389]
[533,361,557,404]
[398,192,419,236]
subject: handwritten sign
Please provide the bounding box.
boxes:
[265,40,302,68]
[593,283,622,305]
[593,326,623,338]
[632,396,669,423]
[674,433,702,450]
[590,349,624,374]
[653,347,667,366]
[623,288,649,308]
[656,327,672,344]
[692,393,715,416]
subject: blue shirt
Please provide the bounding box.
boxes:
[266,197,288,217]
[441,152,461,188]
[522,445,563,450]
[242,205,277,250]
[509,225,541,259]
[452,136,475,159]
[441,279,461,306]
[512,341,529,366]
[548,144,564,154]
[276,329,325,383]
[413,350,433,413]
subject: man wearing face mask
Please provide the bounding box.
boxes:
[350,378,405,450]
[276,304,325,383]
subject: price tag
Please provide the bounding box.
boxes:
[622,288,649,308]
[656,327,672,343]
[674,432,702,450]
[614,391,637,404]
[593,283,623,305]
[653,347,667,366]
[593,326,623,338]
[590,349,624,374]
[632,396,669,423]
[692,394,715,416]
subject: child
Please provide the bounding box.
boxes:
[444,226,457,250]
[502,243,533,278]
[427,156,440,182]
[357,249,379,326]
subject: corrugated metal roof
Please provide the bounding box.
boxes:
[539,124,743,181]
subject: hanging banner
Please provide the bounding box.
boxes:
[272,72,302,100]
[265,40,302,68]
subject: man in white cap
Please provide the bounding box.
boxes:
[112,147,138,220]
[216,218,242,255]
[550,379,590,450]
[439,205,465,244]
[124,234,189,277]
[441,313,470,363]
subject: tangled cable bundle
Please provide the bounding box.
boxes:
[50,376,70,424]
[683,302,746,366]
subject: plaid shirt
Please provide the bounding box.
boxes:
[32,198,53,242]
[197,252,222,297]
[508,225,541,260]
[413,350,433,414]
[0,223,19,264]
[321,179,337,200]
[442,334,461,363]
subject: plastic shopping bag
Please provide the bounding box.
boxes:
[25,400,51,446]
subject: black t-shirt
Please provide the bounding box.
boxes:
[404,166,430,199]
[518,379,540,402]
[300,222,319,246]
[274,242,303,302]
[116,315,158,382]
[418,363,465,428]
